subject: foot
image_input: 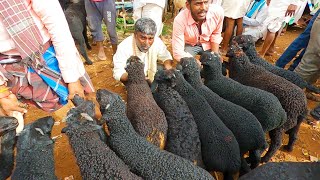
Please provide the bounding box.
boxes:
[282,145,293,152]
[98,48,107,61]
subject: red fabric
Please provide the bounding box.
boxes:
[0,0,44,59]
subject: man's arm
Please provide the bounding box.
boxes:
[113,45,129,82]
[209,6,224,53]
[172,14,193,62]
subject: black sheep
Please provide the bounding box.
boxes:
[96,89,214,180]
[63,0,93,65]
[178,57,267,171]
[62,98,142,180]
[154,69,241,180]
[233,35,320,94]
[239,162,320,180]
[200,52,287,164]
[152,73,204,168]
[125,56,168,149]
[0,117,18,180]
[227,44,308,163]
[11,116,57,180]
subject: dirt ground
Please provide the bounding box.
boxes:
[15,21,320,180]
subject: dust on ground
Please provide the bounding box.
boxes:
[19,22,320,180]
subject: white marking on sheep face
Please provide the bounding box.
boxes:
[35,128,45,136]
[80,113,94,121]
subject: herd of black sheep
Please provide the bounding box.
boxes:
[1,35,320,180]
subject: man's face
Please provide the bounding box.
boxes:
[186,0,209,22]
[134,32,155,53]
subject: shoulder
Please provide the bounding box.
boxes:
[173,8,189,24]
[118,35,133,48]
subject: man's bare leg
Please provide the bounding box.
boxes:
[97,41,107,60]
[221,17,235,53]
[259,30,275,57]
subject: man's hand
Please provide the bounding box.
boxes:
[163,60,173,70]
[286,4,297,16]
[68,80,85,100]
[0,93,27,116]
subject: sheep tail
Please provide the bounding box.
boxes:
[305,83,320,94]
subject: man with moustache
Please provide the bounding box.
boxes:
[113,18,173,83]
[172,0,224,62]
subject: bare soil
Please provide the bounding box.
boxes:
[12,22,320,180]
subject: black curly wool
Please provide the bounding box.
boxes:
[153,69,241,180]
[152,74,204,168]
[227,44,308,163]
[0,117,18,180]
[125,56,168,149]
[179,57,267,171]
[233,35,320,94]
[63,99,141,180]
[11,116,57,180]
[97,89,214,180]
[200,52,288,164]
[239,162,320,180]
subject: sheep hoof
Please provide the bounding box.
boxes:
[260,156,270,163]
[282,145,293,152]
[85,60,93,65]
[87,45,92,50]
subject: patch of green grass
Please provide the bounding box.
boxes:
[161,23,172,36]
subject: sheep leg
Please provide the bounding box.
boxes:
[78,35,93,65]
[239,156,251,176]
[261,128,283,163]
[83,26,92,50]
[283,116,304,152]
[223,172,234,180]
[248,150,261,169]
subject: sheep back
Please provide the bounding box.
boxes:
[152,79,204,168]
[180,57,267,155]
[154,69,241,175]
[234,35,320,93]
[63,104,142,180]
[227,45,307,130]
[125,56,168,149]
[239,162,320,180]
[200,52,287,133]
[12,116,57,180]
[97,89,214,180]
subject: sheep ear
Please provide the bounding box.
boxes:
[35,127,45,136]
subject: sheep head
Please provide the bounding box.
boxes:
[153,69,183,89]
[232,35,255,51]
[200,51,222,79]
[96,89,126,122]
[125,56,146,83]
[62,97,101,134]
[71,95,96,118]
[227,44,251,77]
[179,57,200,76]
[0,116,18,137]
[17,116,54,150]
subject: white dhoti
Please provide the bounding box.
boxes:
[133,3,164,37]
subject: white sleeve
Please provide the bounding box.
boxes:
[112,46,130,81]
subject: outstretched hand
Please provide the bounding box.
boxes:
[285,4,297,16]
[0,93,27,116]
[68,80,85,100]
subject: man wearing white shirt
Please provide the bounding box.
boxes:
[259,0,299,57]
[243,0,270,42]
[113,18,173,83]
